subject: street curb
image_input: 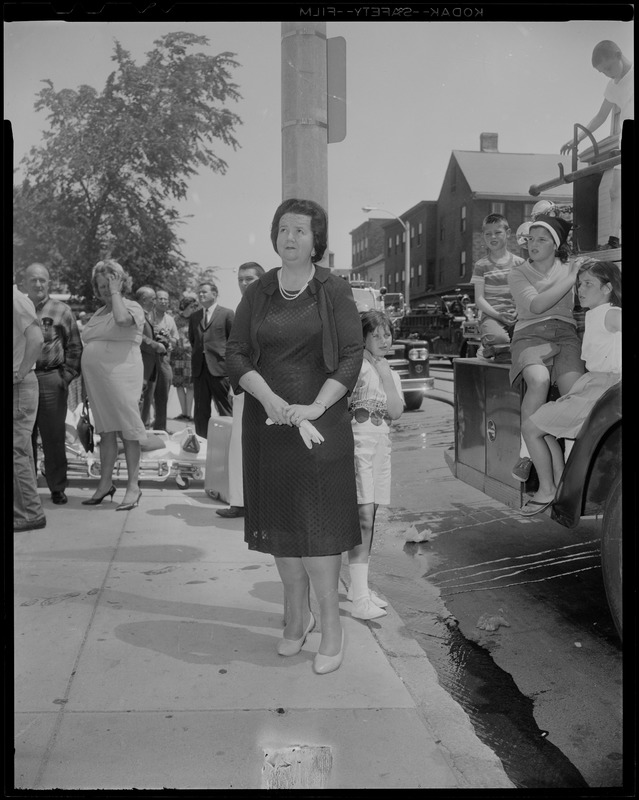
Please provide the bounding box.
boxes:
[339,574,515,789]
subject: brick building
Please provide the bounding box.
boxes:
[351,133,574,309]
[436,133,573,299]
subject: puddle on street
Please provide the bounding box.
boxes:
[407,613,587,789]
[375,541,588,789]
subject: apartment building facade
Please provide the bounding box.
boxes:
[351,133,574,308]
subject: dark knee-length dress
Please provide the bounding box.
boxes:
[227,267,363,558]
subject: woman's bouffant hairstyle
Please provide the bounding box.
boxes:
[92,259,132,295]
[178,294,199,313]
[577,259,622,307]
[360,309,394,341]
[270,199,328,263]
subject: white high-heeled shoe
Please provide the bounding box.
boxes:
[313,630,345,675]
[277,614,315,657]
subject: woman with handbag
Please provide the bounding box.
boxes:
[80,260,147,510]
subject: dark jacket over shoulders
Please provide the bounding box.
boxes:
[227,266,363,394]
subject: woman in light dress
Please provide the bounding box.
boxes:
[80,260,146,511]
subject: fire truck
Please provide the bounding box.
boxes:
[444,130,623,638]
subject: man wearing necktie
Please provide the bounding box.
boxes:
[188,280,235,437]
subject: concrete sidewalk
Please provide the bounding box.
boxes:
[14,476,514,790]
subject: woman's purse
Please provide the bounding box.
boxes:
[76,398,95,453]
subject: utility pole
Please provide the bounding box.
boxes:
[281,22,329,211]
[281,24,346,266]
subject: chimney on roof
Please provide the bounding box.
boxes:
[480,132,498,152]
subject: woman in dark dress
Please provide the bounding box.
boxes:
[227,199,363,675]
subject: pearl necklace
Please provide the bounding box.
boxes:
[278,266,315,300]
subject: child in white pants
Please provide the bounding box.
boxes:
[347,310,404,620]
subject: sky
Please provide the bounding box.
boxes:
[4,12,633,307]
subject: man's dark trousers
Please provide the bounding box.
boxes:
[152,354,173,431]
[31,369,68,492]
[193,371,232,438]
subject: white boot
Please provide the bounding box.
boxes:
[348,563,386,620]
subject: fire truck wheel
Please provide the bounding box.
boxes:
[601,471,622,640]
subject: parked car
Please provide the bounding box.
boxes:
[397,293,474,361]
[386,337,434,411]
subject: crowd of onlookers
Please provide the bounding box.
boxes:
[12,259,246,530]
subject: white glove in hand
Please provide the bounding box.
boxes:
[298,419,324,449]
[266,418,325,449]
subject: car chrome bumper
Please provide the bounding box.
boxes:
[401,377,435,393]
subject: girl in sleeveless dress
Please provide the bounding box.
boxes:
[520,260,621,515]
[346,310,404,620]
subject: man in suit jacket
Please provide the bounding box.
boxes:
[189,280,234,437]
[135,286,166,427]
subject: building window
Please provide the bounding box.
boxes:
[410,267,414,279]
[459,251,466,278]
[401,231,405,253]
[460,205,467,234]
[395,272,400,285]
[411,225,415,239]
[395,234,400,254]
[418,222,423,245]
[491,202,505,215]
[388,237,392,256]
[418,263,423,277]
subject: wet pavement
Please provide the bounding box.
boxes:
[367,398,623,789]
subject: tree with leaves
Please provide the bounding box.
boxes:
[13,32,242,306]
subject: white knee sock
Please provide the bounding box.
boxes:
[349,562,370,602]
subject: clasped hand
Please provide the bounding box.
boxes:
[284,403,323,427]
[265,417,324,449]
[263,397,325,449]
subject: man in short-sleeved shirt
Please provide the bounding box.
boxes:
[13,284,46,530]
[22,263,83,505]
